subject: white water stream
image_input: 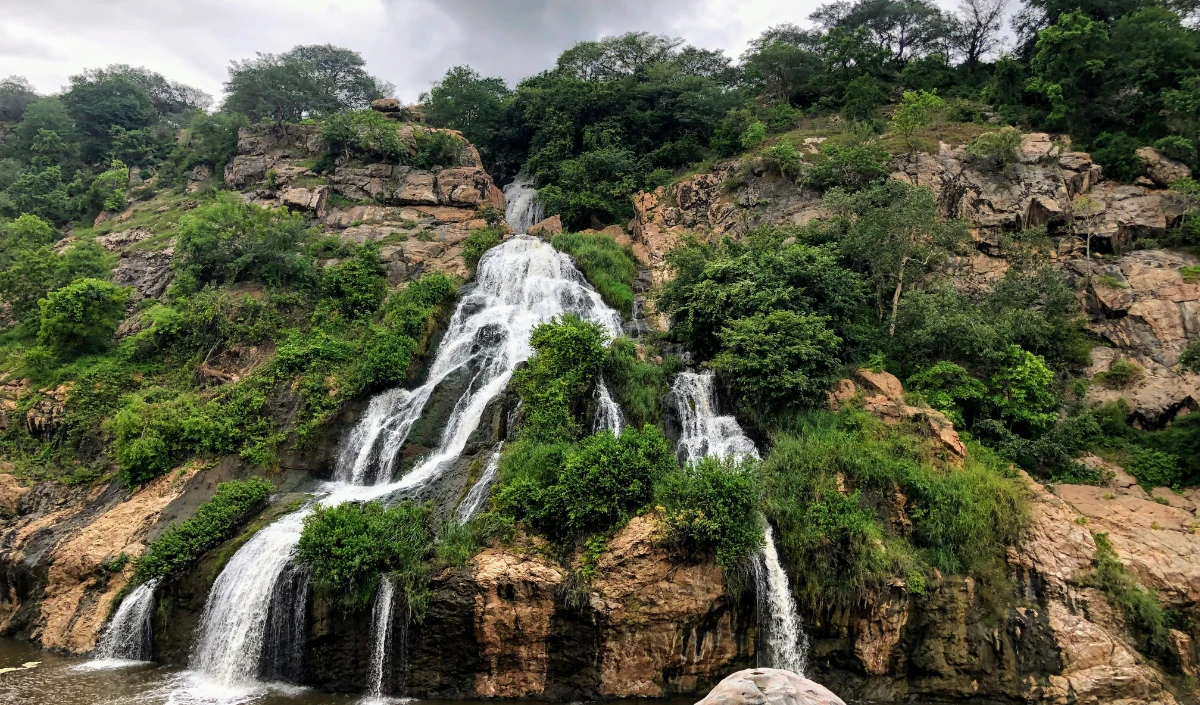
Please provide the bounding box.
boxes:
[78,579,159,670]
[503,173,544,235]
[592,378,624,436]
[181,235,622,700]
[669,371,809,675]
[366,577,396,701]
[457,443,504,522]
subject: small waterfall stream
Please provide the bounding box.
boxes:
[181,235,622,699]
[366,577,396,701]
[79,579,159,669]
[592,378,624,435]
[457,442,504,522]
[669,371,809,675]
[503,173,544,234]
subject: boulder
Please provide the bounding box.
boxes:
[280,186,328,214]
[1137,146,1191,188]
[827,370,967,459]
[696,669,845,705]
[96,227,154,252]
[527,215,563,237]
[371,97,402,113]
[111,246,175,301]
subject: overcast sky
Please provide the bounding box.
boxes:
[2,0,965,104]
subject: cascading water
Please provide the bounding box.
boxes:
[592,378,624,435]
[183,235,623,698]
[457,442,503,522]
[669,371,809,675]
[754,522,809,674]
[190,509,311,688]
[503,173,544,234]
[670,372,759,466]
[79,578,158,669]
[366,577,396,701]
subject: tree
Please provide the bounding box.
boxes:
[422,66,511,151]
[2,98,78,168]
[812,0,951,65]
[223,44,389,122]
[173,194,312,286]
[0,76,38,122]
[62,73,159,163]
[825,180,970,338]
[949,0,1008,73]
[712,310,844,410]
[890,89,945,153]
[741,25,825,104]
[1025,11,1108,131]
[841,75,886,122]
[37,278,130,358]
[69,65,211,120]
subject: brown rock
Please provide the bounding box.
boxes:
[371,97,402,113]
[0,474,28,519]
[854,368,905,402]
[527,215,563,237]
[696,669,846,705]
[853,582,909,674]
[1152,487,1197,514]
[1137,146,1192,188]
[280,186,328,214]
[25,384,69,439]
[95,227,154,252]
[826,379,857,410]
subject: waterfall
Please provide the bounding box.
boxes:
[331,236,622,503]
[503,173,544,234]
[592,377,625,435]
[669,371,759,466]
[182,236,622,696]
[669,370,808,675]
[366,576,396,701]
[457,442,503,522]
[754,522,809,675]
[190,508,310,688]
[80,578,158,668]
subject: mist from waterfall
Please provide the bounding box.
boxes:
[669,370,809,676]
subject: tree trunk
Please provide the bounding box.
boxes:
[888,259,907,339]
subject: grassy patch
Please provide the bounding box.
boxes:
[551,232,638,315]
[1084,533,1180,668]
[1181,265,1200,283]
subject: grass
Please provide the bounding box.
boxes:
[1181,265,1200,283]
[1084,533,1180,668]
[551,232,638,315]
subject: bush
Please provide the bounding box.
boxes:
[296,500,434,615]
[413,129,465,169]
[656,455,763,583]
[1090,132,1143,183]
[463,225,504,272]
[907,360,987,427]
[711,310,843,412]
[174,194,313,286]
[763,140,802,179]
[604,338,677,429]
[511,315,608,443]
[1096,357,1143,389]
[322,110,409,164]
[986,345,1058,433]
[802,142,890,191]
[133,478,272,584]
[381,272,458,337]
[762,410,1028,608]
[968,127,1023,166]
[37,278,131,358]
[107,390,240,486]
[321,242,387,319]
[494,425,676,543]
[1128,448,1182,489]
[740,121,766,150]
[552,231,637,315]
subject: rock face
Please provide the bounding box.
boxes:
[225,122,506,283]
[1137,147,1192,188]
[828,368,967,460]
[697,669,846,705]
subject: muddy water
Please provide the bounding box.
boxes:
[0,639,696,705]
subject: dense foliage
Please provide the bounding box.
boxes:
[552,232,638,314]
[297,500,434,615]
[133,477,272,584]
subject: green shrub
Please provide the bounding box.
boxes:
[511,315,608,443]
[1128,448,1182,489]
[413,129,464,169]
[321,242,387,319]
[764,140,802,179]
[907,361,987,427]
[890,90,945,152]
[656,455,763,585]
[986,345,1058,433]
[297,500,434,615]
[322,110,409,164]
[1153,135,1194,164]
[1180,339,1200,373]
[173,194,313,287]
[604,338,677,429]
[37,278,131,358]
[1085,533,1179,667]
[711,310,843,412]
[968,127,1023,166]
[841,75,885,123]
[107,390,240,486]
[552,231,637,314]
[762,410,1027,608]
[740,121,766,150]
[494,425,675,543]
[1090,132,1144,183]
[802,142,890,191]
[1096,357,1143,389]
[134,478,272,584]
[463,226,504,272]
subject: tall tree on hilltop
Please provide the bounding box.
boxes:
[223,44,390,123]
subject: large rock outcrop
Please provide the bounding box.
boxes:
[225,122,506,283]
[697,669,846,705]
